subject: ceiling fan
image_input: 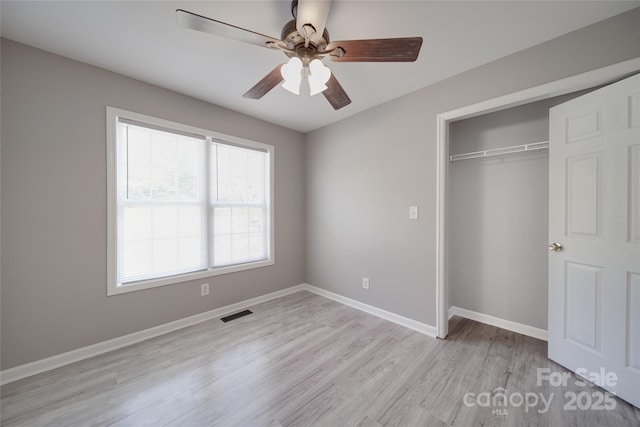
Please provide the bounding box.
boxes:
[176,0,423,110]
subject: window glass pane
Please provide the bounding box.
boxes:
[125,128,152,200]
[210,141,269,267]
[152,239,179,274]
[210,145,218,202]
[178,206,203,237]
[247,151,265,204]
[123,206,152,241]
[247,177,265,204]
[210,206,267,267]
[213,207,232,235]
[179,237,203,270]
[249,232,265,259]
[247,151,264,178]
[122,240,152,279]
[152,206,178,239]
[213,143,266,204]
[213,234,232,266]
[118,121,207,284]
[231,207,249,233]
[121,205,207,283]
[232,233,249,260]
[248,207,264,233]
[123,124,203,202]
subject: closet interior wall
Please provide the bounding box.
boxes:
[448,90,592,332]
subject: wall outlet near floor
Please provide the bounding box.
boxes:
[200,283,210,296]
[362,277,370,290]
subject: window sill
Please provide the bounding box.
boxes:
[107,258,275,296]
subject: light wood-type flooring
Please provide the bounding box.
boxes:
[2,291,640,426]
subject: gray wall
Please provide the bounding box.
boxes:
[0,39,306,370]
[305,8,640,326]
[448,93,589,330]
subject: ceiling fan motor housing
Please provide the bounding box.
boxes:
[281,19,330,62]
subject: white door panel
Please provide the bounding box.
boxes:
[630,145,640,244]
[566,152,603,238]
[628,272,640,371]
[549,73,640,408]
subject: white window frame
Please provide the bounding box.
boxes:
[106,107,274,296]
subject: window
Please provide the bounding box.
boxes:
[107,107,273,295]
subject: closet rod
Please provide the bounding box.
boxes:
[449,141,549,162]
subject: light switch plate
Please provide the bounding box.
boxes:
[409,206,419,219]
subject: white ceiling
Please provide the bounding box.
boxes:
[2,1,638,133]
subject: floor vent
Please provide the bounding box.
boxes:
[220,309,253,323]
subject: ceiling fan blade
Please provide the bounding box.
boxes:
[176,9,285,50]
[325,37,423,62]
[243,65,285,100]
[296,0,332,45]
[323,73,351,110]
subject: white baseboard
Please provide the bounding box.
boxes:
[0,284,307,385]
[449,306,548,341]
[301,284,437,337]
[1,283,437,385]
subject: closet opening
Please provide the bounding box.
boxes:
[447,93,590,339]
[434,58,640,339]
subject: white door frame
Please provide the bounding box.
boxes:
[435,57,640,339]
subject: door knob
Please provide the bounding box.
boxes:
[549,243,564,252]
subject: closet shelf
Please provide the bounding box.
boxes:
[450,141,549,162]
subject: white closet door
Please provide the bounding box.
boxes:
[548,72,640,408]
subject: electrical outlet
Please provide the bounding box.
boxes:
[200,283,210,296]
[362,277,370,290]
